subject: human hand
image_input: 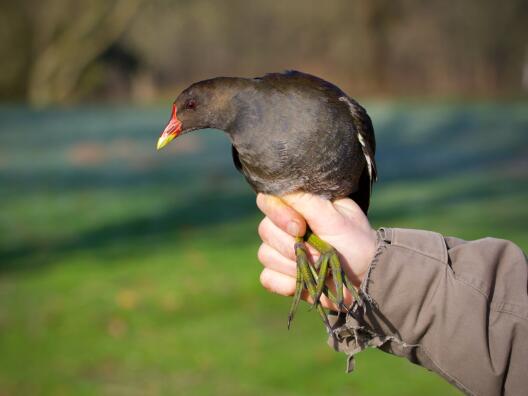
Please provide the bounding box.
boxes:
[256,193,378,311]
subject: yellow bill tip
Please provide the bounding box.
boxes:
[156,134,175,151]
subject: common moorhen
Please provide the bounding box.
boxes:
[157,70,377,334]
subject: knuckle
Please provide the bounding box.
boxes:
[284,192,304,207]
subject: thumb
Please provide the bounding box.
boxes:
[282,193,347,236]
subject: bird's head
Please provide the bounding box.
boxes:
[156,78,244,150]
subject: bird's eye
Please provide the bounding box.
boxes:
[185,99,197,110]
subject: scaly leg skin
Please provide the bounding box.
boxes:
[287,246,303,330]
[305,230,361,309]
[309,256,344,310]
[287,237,332,332]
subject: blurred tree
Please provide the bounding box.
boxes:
[0,0,144,105]
[27,0,144,105]
[0,0,526,104]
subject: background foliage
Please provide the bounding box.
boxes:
[1,0,527,104]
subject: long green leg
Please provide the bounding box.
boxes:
[329,254,345,310]
[308,256,343,308]
[343,271,361,306]
[287,253,303,329]
[288,237,330,329]
[313,254,329,305]
[305,230,361,308]
[294,238,318,300]
[286,233,352,340]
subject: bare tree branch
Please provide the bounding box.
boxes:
[28,0,145,105]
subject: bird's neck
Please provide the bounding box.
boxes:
[209,78,255,134]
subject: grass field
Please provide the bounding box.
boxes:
[0,102,527,395]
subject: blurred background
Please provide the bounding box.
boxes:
[0,0,527,395]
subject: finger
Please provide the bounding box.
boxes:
[258,217,320,260]
[257,243,297,277]
[282,193,347,235]
[256,193,306,236]
[258,217,297,260]
[260,268,296,296]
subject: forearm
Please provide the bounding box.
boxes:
[330,228,528,396]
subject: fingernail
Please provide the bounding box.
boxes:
[287,220,301,236]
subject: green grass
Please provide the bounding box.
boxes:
[0,102,526,395]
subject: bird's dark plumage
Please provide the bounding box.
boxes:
[157,70,378,334]
[164,70,377,214]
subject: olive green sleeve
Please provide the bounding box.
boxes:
[329,228,528,396]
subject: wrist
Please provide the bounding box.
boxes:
[352,228,379,287]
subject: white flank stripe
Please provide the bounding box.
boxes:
[339,96,373,184]
[365,155,373,182]
[357,132,366,147]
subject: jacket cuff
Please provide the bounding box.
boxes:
[326,228,390,372]
[327,227,447,373]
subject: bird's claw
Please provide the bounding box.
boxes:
[287,231,361,332]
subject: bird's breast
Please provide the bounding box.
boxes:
[233,129,363,200]
[229,91,367,199]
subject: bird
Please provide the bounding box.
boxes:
[156,70,377,334]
